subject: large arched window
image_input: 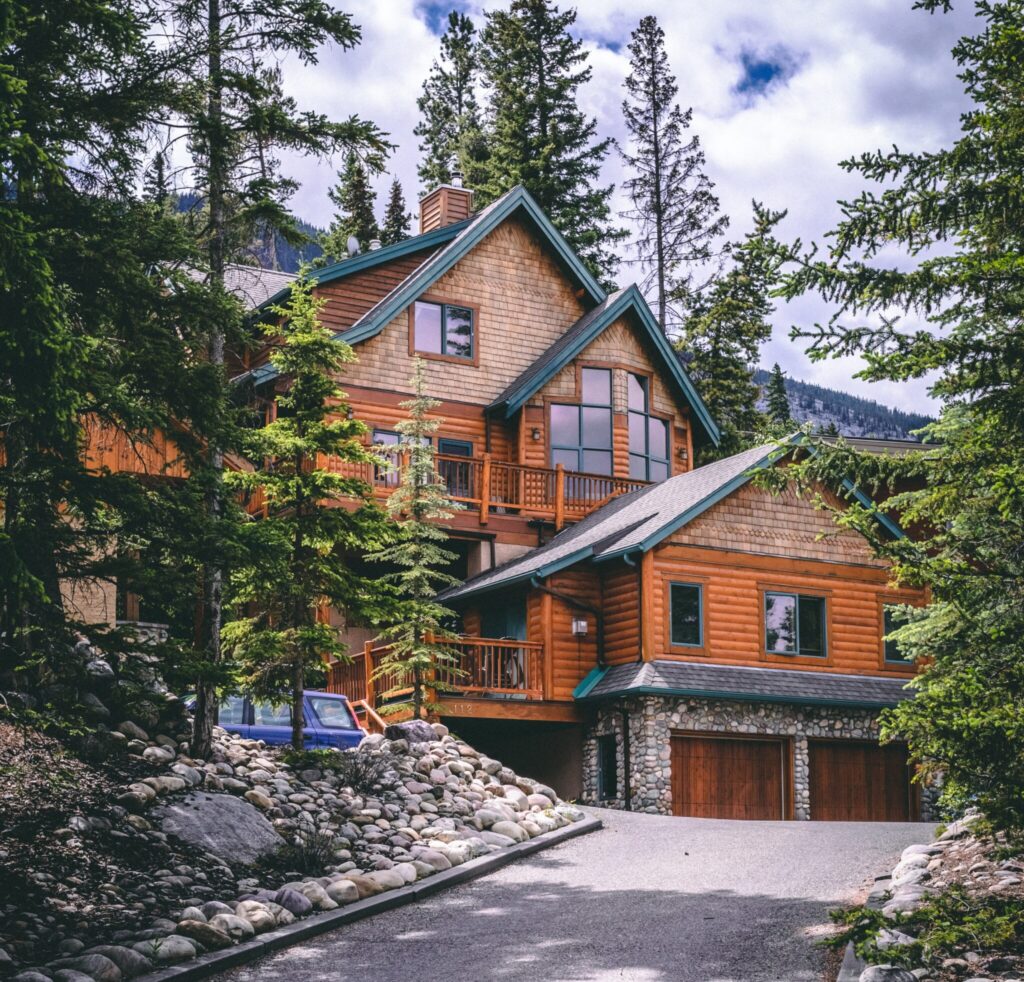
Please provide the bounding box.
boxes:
[628,373,670,482]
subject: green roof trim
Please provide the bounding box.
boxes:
[485,284,720,447]
[572,665,610,700]
[574,683,901,710]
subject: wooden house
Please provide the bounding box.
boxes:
[227,184,932,822]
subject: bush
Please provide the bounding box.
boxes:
[333,748,401,795]
[278,827,337,876]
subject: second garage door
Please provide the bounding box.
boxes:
[671,734,788,820]
[808,740,917,821]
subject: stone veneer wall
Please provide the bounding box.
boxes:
[582,695,939,821]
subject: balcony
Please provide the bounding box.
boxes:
[318,452,648,529]
[326,636,546,723]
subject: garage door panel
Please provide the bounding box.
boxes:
[809,740,916,822]
[672,735,786,820]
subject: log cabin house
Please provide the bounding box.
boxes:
[226,182,931,823]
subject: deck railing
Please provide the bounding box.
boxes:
[316,450,647,529]
[326,635,545,707]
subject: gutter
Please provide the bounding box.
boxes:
[574,683,907,711]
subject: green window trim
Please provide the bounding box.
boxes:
[413,299,475,360]
[764,591,827,658]
[550,367,613,476]
[669,581,703,648]
[627,373,670,483]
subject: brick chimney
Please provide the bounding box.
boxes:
[419,178,474,234]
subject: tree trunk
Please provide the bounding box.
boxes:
[291,656,305,749]
[191,0,226,759]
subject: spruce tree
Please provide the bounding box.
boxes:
[621,16,728,332]
[144,149,172,206]
[677,203,786,461]
[380,177,412,246]
[366,359,461,720]
[414,12,480,191]
[477,0,627,284]
[224,274,392,748]
[321,152,381,261]
[765,363,792,426]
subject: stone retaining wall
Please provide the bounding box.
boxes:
[582,695,939,821]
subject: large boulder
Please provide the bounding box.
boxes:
[384,720,437,744]
[152,791,284,865]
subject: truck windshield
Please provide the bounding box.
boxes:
[308,696,356,729]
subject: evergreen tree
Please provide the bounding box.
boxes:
[380,177,411,246]
[366,360,461,720]
[765,363,792,425]
[477,0,627,284]
[414,12,480,191]
[144,149,172,206]
[621,16,728,331]
[224,274,392,748]
[772,1,1024,831]
[321,152,381,261]
[677,203,786,461]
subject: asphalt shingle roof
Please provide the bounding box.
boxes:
[184,263,296,311]
[582,659,913,708]
[440,442,779,602]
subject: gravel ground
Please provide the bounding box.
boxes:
[215,808,935,982]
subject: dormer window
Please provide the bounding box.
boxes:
[412,299,475,361]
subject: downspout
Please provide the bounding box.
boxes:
[623,551,644,663]
[530,575,605,667]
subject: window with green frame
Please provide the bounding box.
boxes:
[764,592,826,657]
[883,605,912,664]
[670,582,703,647]
[413,300,474,359]
[627,373,670,482]
[550,367,613,475]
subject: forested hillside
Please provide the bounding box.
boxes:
[753,368,932,440]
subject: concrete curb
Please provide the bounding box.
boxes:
[837,874,893,982]
[134,814,602,982]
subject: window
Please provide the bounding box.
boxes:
[670,583,703,647]
[438,439,473,498]
[253,701,293,726]
[765,592,826,657]
[217,695,247,725]
[597,734,618,800]
[883,606,911,664]
[308,696,357,730]
[627,373,670,482]
[550,367,613,475]
[413,300,474,360]
[373,429,431,486]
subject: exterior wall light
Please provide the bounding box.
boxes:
[531,427,542,441]
[571,616,589,637]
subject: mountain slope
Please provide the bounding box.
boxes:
[753,369,932,440]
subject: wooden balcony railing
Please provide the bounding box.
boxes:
[326,635,545,708]
[316,451,647,529]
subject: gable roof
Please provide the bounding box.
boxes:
[439,436,903,603]
[183,263,296,311]
[485,284,720,447]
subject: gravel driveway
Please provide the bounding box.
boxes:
[216,808,934,982]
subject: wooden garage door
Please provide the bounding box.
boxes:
[671,735,787,820]
[808,740,917,822]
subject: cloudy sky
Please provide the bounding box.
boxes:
[278,0,976,413]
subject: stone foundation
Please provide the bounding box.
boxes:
[582,695,939,821]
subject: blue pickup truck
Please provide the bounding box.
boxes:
[187,691,365,749]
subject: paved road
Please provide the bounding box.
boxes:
[217,809,933,982]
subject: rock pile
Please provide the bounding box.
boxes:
[0,712,585,982]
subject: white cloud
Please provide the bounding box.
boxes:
[276,0,976,415]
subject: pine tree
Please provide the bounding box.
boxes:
[366,359,462,720]
[162,0,389,757]
[621,16,728,331]
[144,149,172,206]
[380,177,412,246]
[321,152,381,261]
[477,0,627,284]
[765,363,792,425]
[224,274,392,748]
[677,203,786,461]
[414,12,480,191]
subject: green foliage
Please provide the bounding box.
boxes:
[381,177,411,246]
[764,363,792,426]
[321,152,381,261]
[829,888,1024,969]
[414,12,481,191]
[223,273,394,747]
[279,746,341,770]
[475,0,627,285]
[677,203,787,461]
[620,15,728,330]
[766,1,1024,833]
[365,359,463,719]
